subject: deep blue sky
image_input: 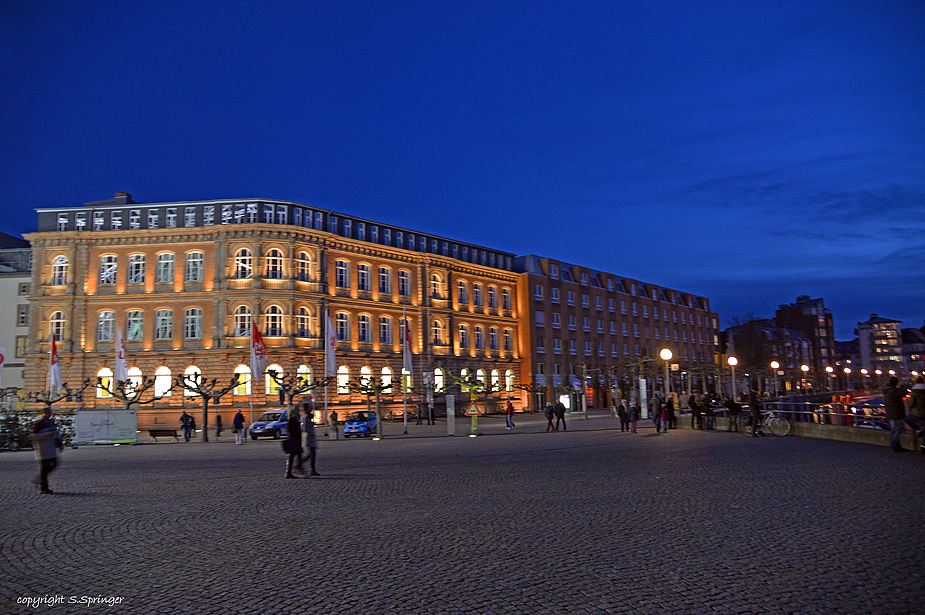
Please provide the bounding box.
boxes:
[2,1,923,339]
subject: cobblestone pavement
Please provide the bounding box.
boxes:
[3,413,924,614]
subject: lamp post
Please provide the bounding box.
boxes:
[728,356,738,401]
[659,348,673,401]
[826,366,834,392]
[843,367,851,391]
[860,368,868,392]
[875,369,882,388]
[800,364,809,392]
[770,361,780,398]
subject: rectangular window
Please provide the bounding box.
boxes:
[357,223,365,241]
[130,210,141,230]
[111,211,122,229]
[185,252,204,282]
[551,288,559,304]
[155,254,175,283]
[126,311,144,341]
[75,212,86,229]
[398,271,411,296]
[222,204,233,224]
[534,285,543,300]
[536,312,544,326]
[383,229,391,246]
[184,309,202,339]
[335,261,350,288]
[378,267,392,294]
[166,208,177,228]
[18,282,29,295]
[128,255,145,284]
[264,204,274,224]
[93,212,105,231]
[185,207,197,227]
[154,310,173,340]
[16,335,27,358]
[203,206,214,226]
[358,264,371,291]
[17,305,28,326]
[552,313,560,329]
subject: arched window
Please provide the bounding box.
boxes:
[126,310,144,341]
[381,367,393,391]
[266,305,283,336]
[335,260,350,288]
[51,255,68,285]
[98,311,115,342]
[183,365,201,397]
[265,363,282,395]
[127,366,143,396]
[296,251,312,282]
[297,364,311,388]
[434,368,445,393]
[296,307,311,337]
[398,270,411,296]
[401,368,412,393]
[155,366,172,398]
[431,319,443,345]
[154,309,173,340]
[99,255,117,285]
[360,365,372,386]
[476,369,486,386]
[128,254,145,284]
[97,367,113,398]
[184,308,203,340]
[379,316,392,344]
[234,306,252,337]
[265,248,284,279]
[430,274,442,298]
[505,370,514,392]
[357,264,371,291]
[156,253,175,283]
[185,251,204,282]
[234,364,251,395]
[336,313,350,341]
[234,248,253,279]
[356,314,371,343]
[49,311,65,341]
[378,267,392,294]
[337,365,350,394]
[491,369,500,391]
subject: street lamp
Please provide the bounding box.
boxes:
[728,356,738,401]
[660,348,673,400]
[826,366,834,391]
[770,361,780,398]
[800,364,809,392]
[843,367,851,391]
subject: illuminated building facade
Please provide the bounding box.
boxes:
[25,194,522,428]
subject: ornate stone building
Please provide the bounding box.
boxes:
[25,194,522,428]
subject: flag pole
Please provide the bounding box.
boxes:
[403,307,408,434]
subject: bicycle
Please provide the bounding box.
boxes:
[739,409,791,437]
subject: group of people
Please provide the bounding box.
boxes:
[543,401,568,431]
[884,375,925,454]
[284,400,321,479]
[612,400,640,433]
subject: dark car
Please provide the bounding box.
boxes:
[343,411,377,438]
[249,410,289,440]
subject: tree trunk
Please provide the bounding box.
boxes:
[200,396,209,443]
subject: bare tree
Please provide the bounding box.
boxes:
[96,377,173,411]
[174,374,240,442]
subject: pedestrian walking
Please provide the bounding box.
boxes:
[30,406,62,494]
[415,403,423,425]
[302,401,320,476]
[690,394,702,430]
[554,400,567,431]
[628,403,639,433]
[232,409,246,445]
[748,388,764,436]
[659,404,670,433]
[704,396,715,430]
[903,376,925,455]
[180,411,193,442]
[666,396,676,429]
[215,414,223,439]
[651,396,662,430]
[505,400,515,429]
[544,403,555,432]
[884,376,908,453]
[285,408,304,478]
[618,400,628,432]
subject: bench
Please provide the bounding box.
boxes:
[148,429,180,443]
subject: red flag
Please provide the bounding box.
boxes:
[48,334,63,390]
[251,324,267,379]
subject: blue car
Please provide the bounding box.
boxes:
[343,411,377,438]
[249,409,289,440]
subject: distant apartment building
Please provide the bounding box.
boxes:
[515,255,720,408]
[725,319,814,392]
[774,296,836,375]
[902,328,925,374]
[856,314,903,374]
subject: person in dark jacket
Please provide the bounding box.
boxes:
[301,401,320,477]
[30,406,62,494]
[544,403,555,432]
[180,411,193,442]
[903,376,925,452]
[617,400,628,432]
[285,409,304,478]
[554,401,567,431]
[724,397,740,432]
[232,409,246,445]
[666,396,676,430]
[884,376,908,453]
[748,388,764,436]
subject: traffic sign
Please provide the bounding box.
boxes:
[464,402,479,416]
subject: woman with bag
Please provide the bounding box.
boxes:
[30,406,62,494]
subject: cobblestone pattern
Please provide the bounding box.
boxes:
[2,415,924,614]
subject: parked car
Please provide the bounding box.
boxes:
[343,411,377,438]
[853,418,889,430]
[249,410,289,440]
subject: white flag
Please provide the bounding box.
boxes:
[325,311,336,378]
[115,324,128,382]
[0,343,5,388]
[48,334,63,391]
[251,324,267,380]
